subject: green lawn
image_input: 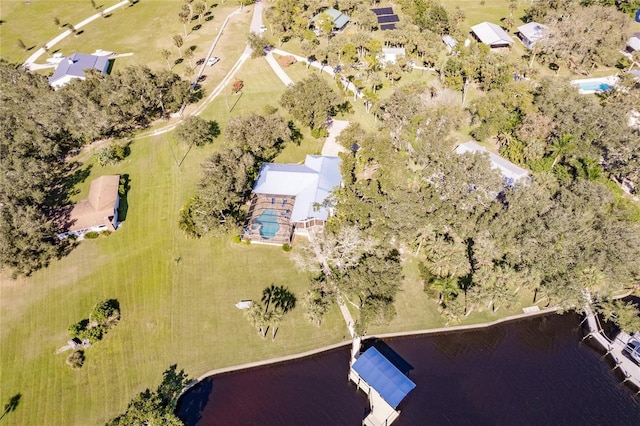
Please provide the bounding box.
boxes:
[1,2,606,425]
[0,0,120,63]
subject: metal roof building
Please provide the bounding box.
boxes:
[350,346,416,425]
[471,22,514,49]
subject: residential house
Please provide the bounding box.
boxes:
[455,141,529,186]
[517,22,547,50]
[380,47,406,64]
[311,8,350,32]
[244,155,341,245]
[57,175,120,239]
[470,22,514,50]
[48,51,112,89]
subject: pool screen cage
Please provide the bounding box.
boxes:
[243,194,295,245]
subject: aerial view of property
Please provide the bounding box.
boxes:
[2,0,640,425]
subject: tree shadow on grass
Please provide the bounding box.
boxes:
[0,393,22,420]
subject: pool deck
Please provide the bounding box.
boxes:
[243,194,295,245]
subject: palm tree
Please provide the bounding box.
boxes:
[161,49,172,70]
[549,134,576,169]
[269,310,284,340]
[245,303,269,338]
[428,276,459,306]
[173,34,184,57]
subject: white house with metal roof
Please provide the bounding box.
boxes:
[380,47,406,64]
[471,22,514,49]
[517,22,547,50]
[48,51,112,89]
[244,155,342,244]
[455,141,529,186]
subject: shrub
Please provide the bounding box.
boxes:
[96,142,128,166]
[78,325,105,343]
[277,55,297,68]
[90,299,120,326]
[66,350,85,369]
[232,235,242,243]
[311,127,328,138]
[282,243,292,252]
[68,319,89,338]
[84,231,100,239]
[100,230,112,236]
[118,175,130,197]
[232,79,244,93]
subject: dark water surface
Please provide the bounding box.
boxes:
[177,313,640,425]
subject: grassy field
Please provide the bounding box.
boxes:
[2,1,619,425]
[0,0,120,63]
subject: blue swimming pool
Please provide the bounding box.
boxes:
[572,79,615,94]
[255,209,279,239]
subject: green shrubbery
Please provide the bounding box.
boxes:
[96,141,129,166]
[84,231,100,239]
[282,243,292,252]
[68,299,120,344]
[66,350,85,370]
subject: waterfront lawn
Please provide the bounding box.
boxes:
[0,121,346,425]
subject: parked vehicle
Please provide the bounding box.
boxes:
[624,339,640,365]
[207,57,220,66]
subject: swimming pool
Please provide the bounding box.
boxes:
[255,209,279,239]
[571,77,617,94]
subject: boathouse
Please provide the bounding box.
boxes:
[349,346,416,426]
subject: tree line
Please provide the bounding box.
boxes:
[0,61,192,277]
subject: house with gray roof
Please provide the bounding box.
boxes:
[517,22,547,50]
[244,155,342,245]
[455,141,529,186]
[471,22,514,50]
[48,51,112,89]
[311,8,350,32]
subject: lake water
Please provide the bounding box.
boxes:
[177,313,640,425]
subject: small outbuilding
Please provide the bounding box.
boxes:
[627,33,640,53]
[471,22,514,49]
[517,22,547,49]
[442,35,458,53]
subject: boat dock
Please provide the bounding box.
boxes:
[583,304,640,392]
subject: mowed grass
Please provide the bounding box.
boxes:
[0,0,120,63]
[0,126,348,425]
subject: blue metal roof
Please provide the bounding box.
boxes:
[352,347,416,409]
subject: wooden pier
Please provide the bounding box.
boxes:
[583,304,640,392]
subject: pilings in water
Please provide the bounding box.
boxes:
[582,304,640,393]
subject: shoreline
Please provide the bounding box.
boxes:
[181,305,560,397]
